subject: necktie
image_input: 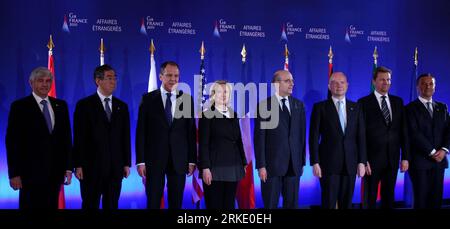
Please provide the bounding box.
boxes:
[337,100,345,133]
[281,98,291,131]
[426,102,433,118]
[40,100,52,133]
[381,96,391,125]
[281,98,290,116]
[165,92,173,125]
[104,97,112,121]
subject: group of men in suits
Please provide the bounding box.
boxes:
[5,63,449,209]
[254,67,449,209]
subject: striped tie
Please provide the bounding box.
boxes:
[426,102,433,118]
[381,96,391,125]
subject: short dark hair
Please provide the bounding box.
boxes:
[373,66,392,80]
[160,61,179,75]
[416,73,434,84]
[94,64,115,80]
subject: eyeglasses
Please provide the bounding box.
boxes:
[101,76,118,82]
[277,79,294,84]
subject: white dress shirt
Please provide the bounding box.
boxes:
[32,92,55,129]
[275,93,291,114]
[97,89,113,112]
[374,90,392,121]
[331,96,347,127]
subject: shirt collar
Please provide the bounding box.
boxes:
[32,92,49,104]
[97,89,112,102]
[418,96,433,105]
[275,93,289,103]
[331,96,346,105]
[374,90,389,100]
[160,85,178,96]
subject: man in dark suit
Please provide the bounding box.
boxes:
[406,73,449,209]
[254,70,306,209]
[309,72,366,209]
[358,66,410,209]
[136,61,197,209]
[6,67,72,209]
[73,64,131,209]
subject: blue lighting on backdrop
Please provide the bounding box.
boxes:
[0,0,449,209]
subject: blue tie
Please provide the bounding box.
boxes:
[40,100,52,133]
[165,92,172,125]
[337,100,345,133]
[426,102,433,118]
[104,97,112,121]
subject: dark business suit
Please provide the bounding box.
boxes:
[73,93,131,209]
[5,95,72,209]
[199,107,247,209]
[254,95,306,209]
[358,93,410,208]
[309,99,366,209]
[136,89,197,209]
[406,99,450,208]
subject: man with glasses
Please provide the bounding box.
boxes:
[254,70,306,209]
[73,64,131,209]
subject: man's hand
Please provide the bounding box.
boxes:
[137,165,146,178]
[187,164,196,176]
[357,163,366,178]
[313,163,322,178]
[400,160,409,172]
[366,161,372,176]
[123,166,130,178]
[75,167,83,180]
[64,171,72,185]
[258,167,267,183]
[203,168,212,186]
[9,176,22,190]
[432,150,446,162]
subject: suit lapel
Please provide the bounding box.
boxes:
[288,96,297,133]
[110,97,121,123]
[369,93,389,127]
[154,90,170,127]
[172,91,184,126]
[389,96,397,124]
[326,99,344,136]
[415,99,433,121]
[346,100,357,134]
[274,96,289,129]
[93,93,110,123]
[432,101,440,126]
[48,97,59,131]
[28,95,50,133]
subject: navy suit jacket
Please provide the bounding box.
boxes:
[358,93,410,171]
[254,95,306,177]
[6,95,72,185]
[135,89,197,175]
[309,99,367,175]
[73,93,131,183]
[406,99,450,170]
[198,107,247,174]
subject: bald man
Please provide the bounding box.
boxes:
[309,72,366,209]
[254,70,306,209]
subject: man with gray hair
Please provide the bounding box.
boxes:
[6,67,72,209]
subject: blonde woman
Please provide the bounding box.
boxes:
[198,80,247,209]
